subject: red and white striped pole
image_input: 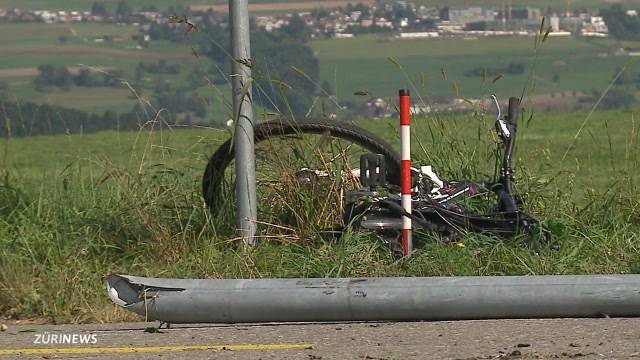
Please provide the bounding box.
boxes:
[399,89,413,256]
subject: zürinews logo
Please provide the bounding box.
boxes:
[34,332,98,345]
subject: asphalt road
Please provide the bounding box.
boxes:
[1,318,639,359]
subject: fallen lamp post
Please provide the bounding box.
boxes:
[107,274,640,324]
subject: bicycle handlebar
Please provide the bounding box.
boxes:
[491,94,511,139]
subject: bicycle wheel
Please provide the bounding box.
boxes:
[202,118,401,231]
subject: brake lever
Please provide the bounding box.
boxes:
[490,94,511,140]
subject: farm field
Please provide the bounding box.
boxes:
[0,22,224,116]
[0,23,197,67]
[311,34,632,102]
[2,20,639,118]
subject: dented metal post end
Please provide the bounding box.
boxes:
[107,274,640,324]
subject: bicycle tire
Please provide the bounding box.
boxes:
[202,118,401,215]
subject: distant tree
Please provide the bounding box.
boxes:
[115,0,132,22]
[91,2,109,16]
[600,86,636,109]
[0,99,133,137]
[345,3,354,13]
[281,14,311,42]
[354,3,371,17]
[601,4,640,40]
[74,69,104,87]
[55,67,73,90]
[103,110,119,128]
[75,69,92,87]
[312,8,330,19]
[34,64,57,91]
[392,3,415,20]
[252,41,319,116]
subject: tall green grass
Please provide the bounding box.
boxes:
[0,107,638,323]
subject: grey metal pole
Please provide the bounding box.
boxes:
[108,274,640,324]
[229,0,257,245]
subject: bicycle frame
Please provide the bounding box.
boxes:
[342,95,548,247]
[495,96,519,213]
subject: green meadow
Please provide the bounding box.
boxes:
[312,35,630,101]
[0,23,221,115]
[1,107,638,322]
[2,22,636,118]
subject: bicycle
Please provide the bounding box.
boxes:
[201,95,549,249]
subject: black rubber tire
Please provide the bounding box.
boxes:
[202,118,401,214]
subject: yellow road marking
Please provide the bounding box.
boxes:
[0,343,314,355]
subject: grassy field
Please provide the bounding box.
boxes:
[4,25,632,116]
[0,106,638,322]
[0,23,138,44]
[0,22,220,115]
[0,23,199,69]
[311,34,632,101]
[1,21,639,117]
